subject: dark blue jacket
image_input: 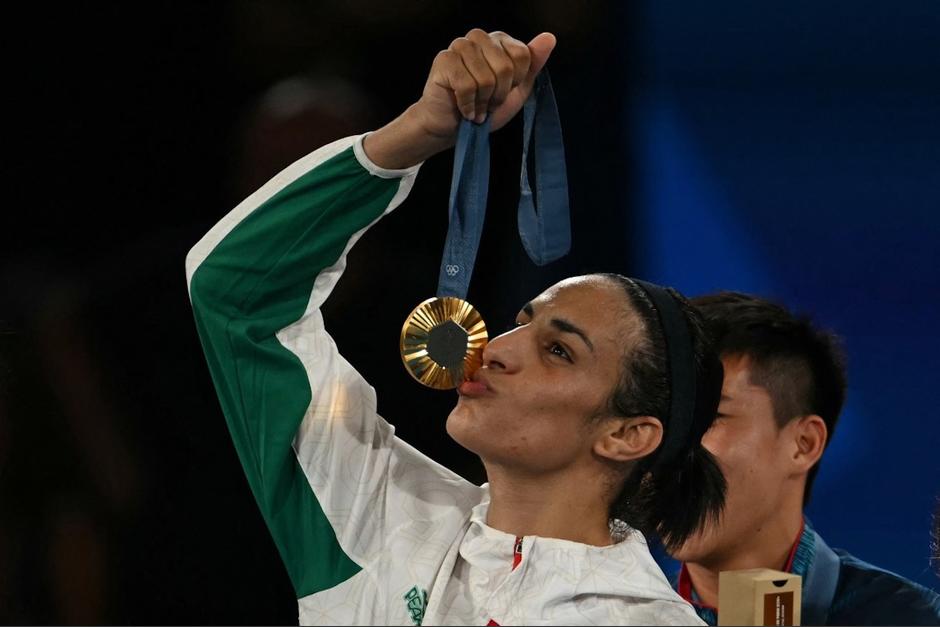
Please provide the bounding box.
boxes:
[675,522,940,625]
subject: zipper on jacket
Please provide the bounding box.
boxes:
[487,537,524,626]
[512,536,523,571]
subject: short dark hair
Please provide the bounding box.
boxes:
[690,292,847,505]
[598,274,726,551]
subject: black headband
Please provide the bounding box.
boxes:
[631,279,697,468]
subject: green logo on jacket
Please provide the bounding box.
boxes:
[404,585,429,625]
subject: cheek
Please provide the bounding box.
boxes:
[446,395,588,469]
[704,426,788,521]
[445,397,530,452]
[445,399,491,445]
[678,425,785,557]
[704,427,771,492]
[533,371,609,416]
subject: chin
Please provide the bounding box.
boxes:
[668,539,704,563]
[670,529,721,564]
[445,402,504,461]
[445,403,478,450]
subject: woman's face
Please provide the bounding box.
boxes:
[446,276,644,473]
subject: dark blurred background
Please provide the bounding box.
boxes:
[2,1,938,623]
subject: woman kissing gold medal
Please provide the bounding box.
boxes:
[400,71,572,390]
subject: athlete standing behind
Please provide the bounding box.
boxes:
[668,292,940,625]
[187,29,724,625]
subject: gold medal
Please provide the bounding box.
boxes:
[398,73,568,391]
[400,296,488,389]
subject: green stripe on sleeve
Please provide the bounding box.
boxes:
[189,145,402,597]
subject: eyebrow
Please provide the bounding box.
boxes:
[522,302,595,353]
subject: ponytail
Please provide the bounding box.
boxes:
[649,443,726,550]
[608,442,725,551]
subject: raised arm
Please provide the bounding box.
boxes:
[187,136,424,598]
[186,29,554,601]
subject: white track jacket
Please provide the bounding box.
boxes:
[186,134,704,626]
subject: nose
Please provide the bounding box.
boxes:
[482,326,524,373]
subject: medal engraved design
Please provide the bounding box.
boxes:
[400,296,488,389]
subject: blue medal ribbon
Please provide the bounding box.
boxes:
[436,71,570,299]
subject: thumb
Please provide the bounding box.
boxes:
[487,32,557,132]
[526,32,557,79]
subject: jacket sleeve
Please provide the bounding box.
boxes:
[186,135,481,599]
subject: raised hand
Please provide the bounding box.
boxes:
[415,29,557,137]
[364,29,556,170]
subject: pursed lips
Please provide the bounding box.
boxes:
[457,368,494,397]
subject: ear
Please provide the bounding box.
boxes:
[788,414,828,474]
[593,416,663,463]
